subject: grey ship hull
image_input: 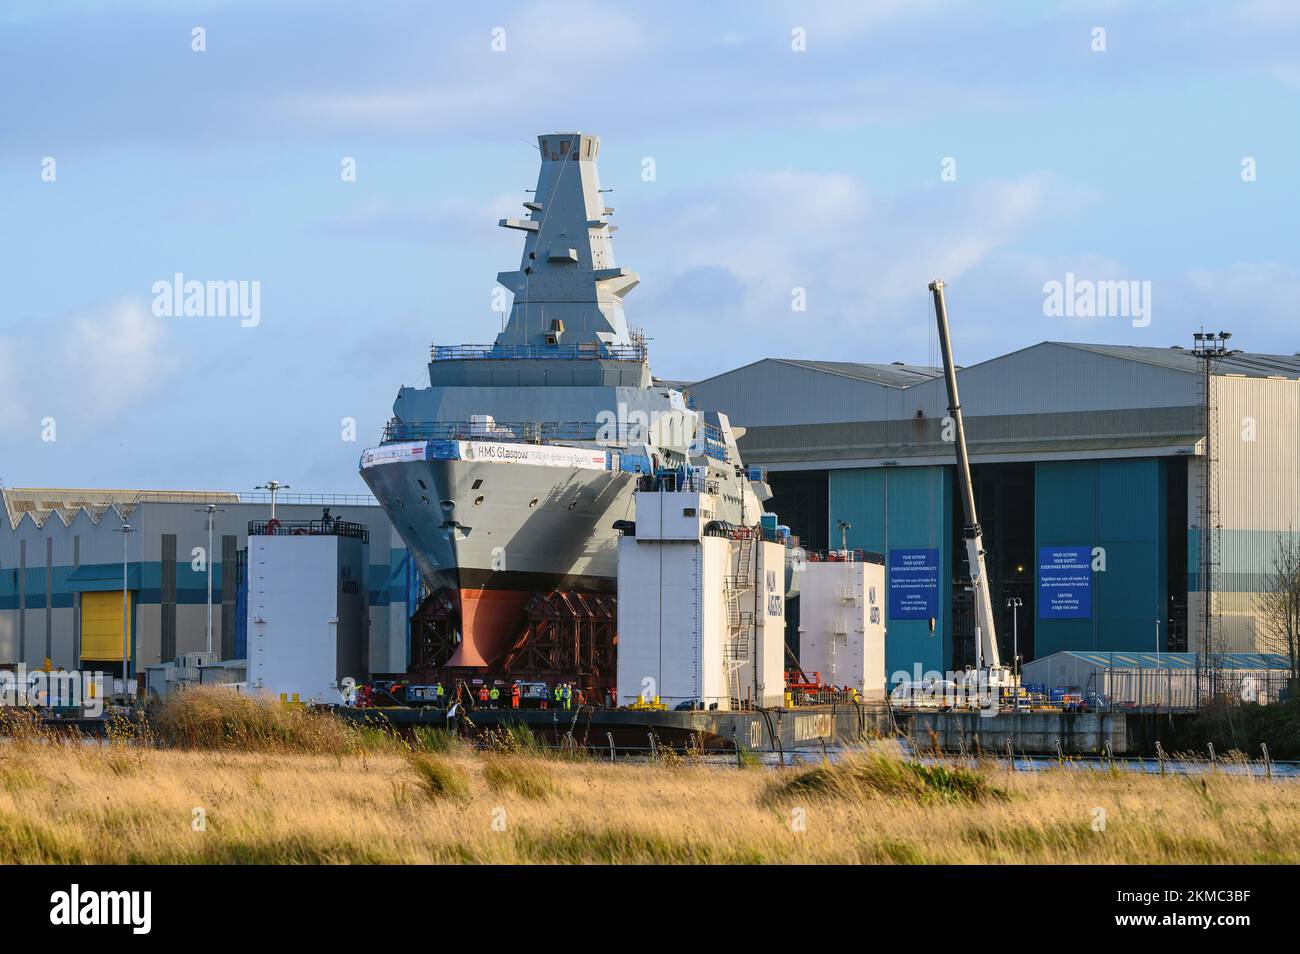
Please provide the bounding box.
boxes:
[362,452,635,666]
[365,455,634,586]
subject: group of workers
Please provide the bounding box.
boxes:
[416,681,580,710]
[476,683,514,708]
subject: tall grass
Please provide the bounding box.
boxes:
[0,741,1296,863]
[408,754,471,801]
[1,695,1298,864]
[768,750,1005,805]
[153,687,360,754]
[411,725,467,754]
[480,721,546,755]
[482,757,560,800]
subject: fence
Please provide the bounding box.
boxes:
[430,342,647,362]
[247,519,369,542]
[240,491,376,506]
[381,420,603,444]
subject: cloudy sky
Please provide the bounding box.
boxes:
[1,0,1297,494]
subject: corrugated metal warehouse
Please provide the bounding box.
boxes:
[1022,650,1294,708]
[0,488,412,677]
[689,342,1300,680]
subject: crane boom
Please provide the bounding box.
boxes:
[928,280,1002,673]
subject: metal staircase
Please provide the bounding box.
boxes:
[722,531,756,705]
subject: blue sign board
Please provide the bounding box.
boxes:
[1038,546,1092,619]
[888,547,940,620]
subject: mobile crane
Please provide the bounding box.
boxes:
[929,279,1013,705]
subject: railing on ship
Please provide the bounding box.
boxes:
[242,491,376,506]
[634,473,721,496]
[801,548,886,565]
[103,490,378,508]
[381,420,604,444]
[248,519,369,543]
[430,342,647,362]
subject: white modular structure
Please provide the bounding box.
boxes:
[797,556,887,698]
[734,539,788,708]
[246,528,370,704]
[616,532,730,710]
[616,490,787,710]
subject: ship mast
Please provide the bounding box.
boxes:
[928,280,1005,679]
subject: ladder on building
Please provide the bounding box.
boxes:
[726,534,754,618]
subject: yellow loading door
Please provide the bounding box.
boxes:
[81,591,130,661]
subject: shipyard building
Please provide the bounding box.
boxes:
[689,342,1300,679]
[0,488,412,678]
[4,342,1298,690]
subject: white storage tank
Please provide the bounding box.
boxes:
[796,553,886,699]
[615,490,787,710]
[246,519,370,704]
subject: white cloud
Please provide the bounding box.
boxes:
[0,298,177,437]
[778,0,950,41]
[64,298,177,413]
[625,169,1053,376]
[1238,0,1300,26]
[282,2,657,135]
[7,1,1300,153]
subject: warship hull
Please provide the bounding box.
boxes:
[362,449,636,666]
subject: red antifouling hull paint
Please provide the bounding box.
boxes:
[445,588,532,668]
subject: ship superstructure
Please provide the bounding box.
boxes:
[360,132,775,673]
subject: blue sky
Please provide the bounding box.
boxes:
[1,0,1297,494]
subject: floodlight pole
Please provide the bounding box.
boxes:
[1189,331,1239,703]
[1006,597,1023,708]
[195,504,226,657]
[114,521,134,694]
[255,480,291,520]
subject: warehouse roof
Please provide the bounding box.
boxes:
[691,358,942,390]
[686,339,1300,440]
[2,486,380,530]
[1,486,240,529]
[1046,343,1300,380]
[1038,650,1292,671]
[772,359,943,387]
[692,344,1300,395]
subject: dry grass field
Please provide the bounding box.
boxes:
[0,690,1296,864]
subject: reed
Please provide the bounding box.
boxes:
[0,737,1295,864]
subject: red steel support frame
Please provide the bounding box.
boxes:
[407,588,617,702]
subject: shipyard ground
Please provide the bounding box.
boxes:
[338,702,1184,757]
[25,701,1235,758]
[1,737,1297,864]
